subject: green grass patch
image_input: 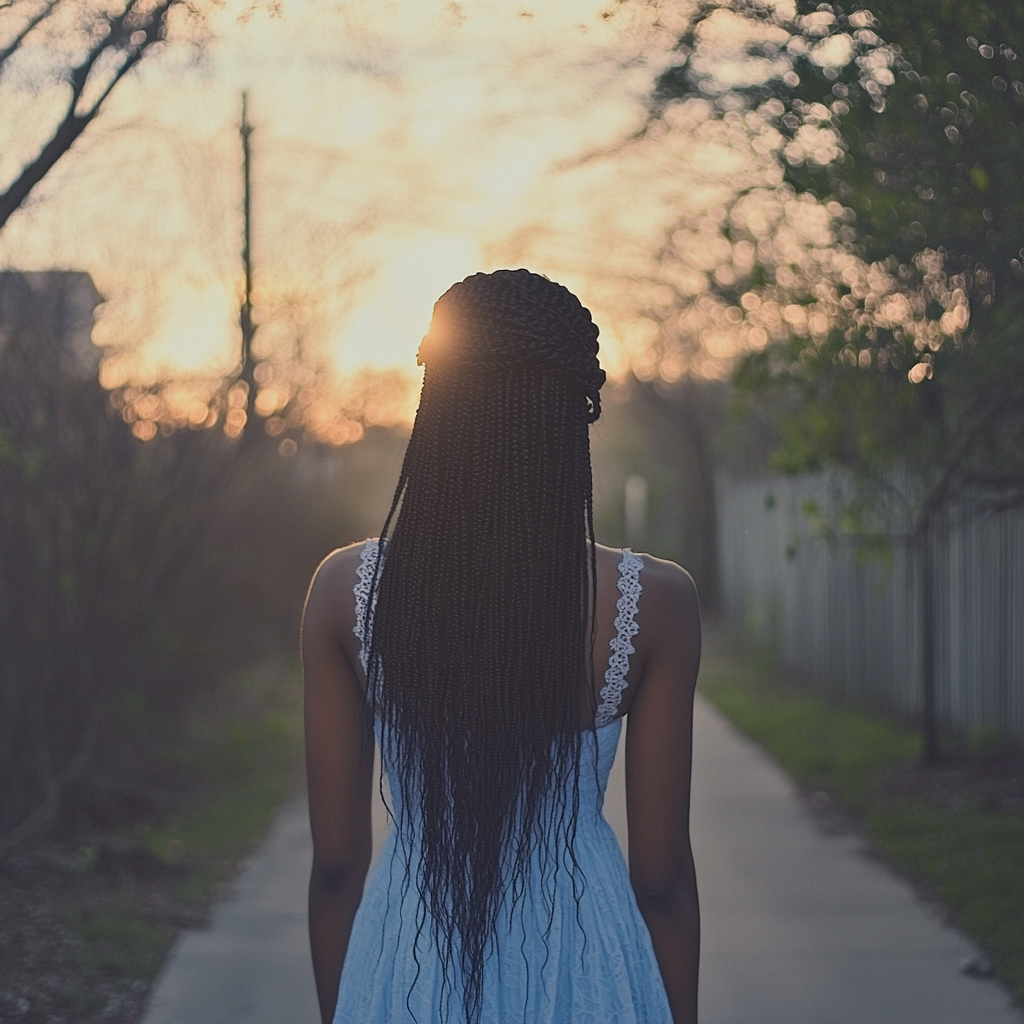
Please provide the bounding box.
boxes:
[869,803,1024,1002]
[0,658,304,1023]
[84,691,303,978]
[138,711,303,904]
[699,638,1024,1007]
[74,914,167,978]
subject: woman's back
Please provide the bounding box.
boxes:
[322,542,690,1023]
[307,539,699,1023]
[303,270,700,1024]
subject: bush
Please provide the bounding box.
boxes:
[0,274,392,849]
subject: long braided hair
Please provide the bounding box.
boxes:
[362,269,606,1022]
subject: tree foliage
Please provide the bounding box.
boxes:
[654,0,1024,529]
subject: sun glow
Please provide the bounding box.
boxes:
[332,233,482,373]
[145,284,239,377]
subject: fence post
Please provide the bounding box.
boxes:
[921,515,940,762]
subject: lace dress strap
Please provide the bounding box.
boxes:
[353,539,380,673]
[595,548,644,728]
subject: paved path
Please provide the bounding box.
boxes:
[144,697,1021,1024]
[688,698,1020,1024]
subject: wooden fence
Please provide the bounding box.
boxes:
[716,473,1024,749]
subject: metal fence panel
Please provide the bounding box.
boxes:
[716,473,1024,749]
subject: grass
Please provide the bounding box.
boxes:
[699,633,1024,1008]
[0,658,304,1024]
[136,711,303,904]
[74,915,167,979]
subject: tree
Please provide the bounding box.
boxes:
[652,0,1024,519]
[0,271,388,851]
[652,0,1024,756]
[0,0,176,233]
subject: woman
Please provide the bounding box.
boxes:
[302,269,700,1024]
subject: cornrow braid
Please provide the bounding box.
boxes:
[363,269,604,1023]
[417,269,605,422]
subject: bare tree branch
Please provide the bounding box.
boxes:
[67,0,143,103]
[0,0,174,233]
[0,0,63,73]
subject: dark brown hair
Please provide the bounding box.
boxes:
[363,269,605,1021]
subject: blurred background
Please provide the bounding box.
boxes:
[1,0,1022,1020]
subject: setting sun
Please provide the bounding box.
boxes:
[332,232,481,372]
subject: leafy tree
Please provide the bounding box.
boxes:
[651,0,1024,757]
[652,0,1024,527]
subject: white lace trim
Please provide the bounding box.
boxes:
[353,539,380,673]
[356,539,642,726]
[595,549,643,728]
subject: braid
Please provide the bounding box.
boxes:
[417,268,605,422]
[364,270,604,1023]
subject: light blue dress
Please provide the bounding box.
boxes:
[333,545,672,1024]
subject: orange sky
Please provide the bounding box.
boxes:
[0,0,788,404]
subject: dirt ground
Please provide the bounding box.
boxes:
[0,836,225,1024]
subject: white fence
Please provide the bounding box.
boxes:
[716,473,1024,749]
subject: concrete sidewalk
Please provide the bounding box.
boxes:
[687,698,1020,1024]
[143,696,1021,1024]
[142,765,389,1024]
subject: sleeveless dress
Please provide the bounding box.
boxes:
[333,543,673,1024]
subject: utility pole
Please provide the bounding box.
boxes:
[239,92,257,413]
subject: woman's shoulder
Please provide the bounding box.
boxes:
[595,544,697,606]
[314,538,378,578]
[305,540,379,627]
[594,545,699,645]
[639,551,698,610]
[608,549,701,700]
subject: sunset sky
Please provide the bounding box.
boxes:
[0,0,786,413]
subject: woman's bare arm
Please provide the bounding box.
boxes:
[625,559,701,1024]
[302,548,374,1024]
